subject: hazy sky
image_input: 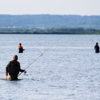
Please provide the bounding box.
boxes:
[0,0,100,15]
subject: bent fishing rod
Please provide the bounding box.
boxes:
[18,38,60,76]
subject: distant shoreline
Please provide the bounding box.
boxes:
[0,27,100,34]
[0,32,100,34]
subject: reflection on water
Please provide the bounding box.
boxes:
[0,34,100,100]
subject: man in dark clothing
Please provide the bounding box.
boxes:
[94,42,99,53]
[6,55,26,80]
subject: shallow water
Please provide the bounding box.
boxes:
[0,34,100,100]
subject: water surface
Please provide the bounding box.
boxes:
[0,34,100,100]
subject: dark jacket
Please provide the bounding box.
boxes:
[6,60,24,80]
[94,45,99,53]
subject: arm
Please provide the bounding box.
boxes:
[18,63,26,73]
[5,61,11,76]
[19,69,25,72]
[19,69,26,73]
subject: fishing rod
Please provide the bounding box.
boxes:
[18,38,60,76]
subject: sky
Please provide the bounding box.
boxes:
[0,0,100,16]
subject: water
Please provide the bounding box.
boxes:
[0,34,100,100]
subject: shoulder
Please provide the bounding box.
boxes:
[17,61,20,65]
[8,60,12,64]
[6,61,12,67]
[9,60,15,63]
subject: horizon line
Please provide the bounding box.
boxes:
[0,14,100,16]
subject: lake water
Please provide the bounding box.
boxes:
[0,34,100,100]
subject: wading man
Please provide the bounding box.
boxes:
[94,42,99,53]
[6,55,26,80]
[18,43,25,53]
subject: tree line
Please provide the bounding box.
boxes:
[0,28,100,34]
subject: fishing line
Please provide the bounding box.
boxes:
[18,37,60,76]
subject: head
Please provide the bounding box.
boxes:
[19,43,21,45]
[96,42,98,45]
[13,55,18,61]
